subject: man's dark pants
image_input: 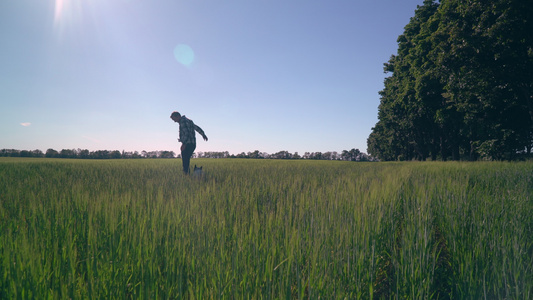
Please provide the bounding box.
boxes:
[181,143,196,174]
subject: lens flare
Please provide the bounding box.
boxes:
[174,44,195,67]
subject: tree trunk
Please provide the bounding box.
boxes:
[521,86,533,125]
[440,136,447,161]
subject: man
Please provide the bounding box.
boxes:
[170,111,208,174]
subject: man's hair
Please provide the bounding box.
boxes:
[170,111,181,118]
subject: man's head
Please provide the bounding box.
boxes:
[170,111,181,122]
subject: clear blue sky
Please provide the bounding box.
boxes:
[1,0,424,155]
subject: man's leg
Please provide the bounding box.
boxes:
[181,143,196,174]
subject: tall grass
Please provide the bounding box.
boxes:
[429,162,533,299]
[0,158,531,298]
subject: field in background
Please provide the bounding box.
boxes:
[0,158,531,299]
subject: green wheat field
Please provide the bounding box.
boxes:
[1,158,531,299]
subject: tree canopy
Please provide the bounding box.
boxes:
[368,0,533,161]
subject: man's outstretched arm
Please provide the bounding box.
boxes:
[194,125,208,141]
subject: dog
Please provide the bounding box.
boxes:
[193,165,203,177]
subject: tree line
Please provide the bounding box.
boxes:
[0,148,376,161]
[0,149,175,159]
[368,0,533,161]
[197,148,375,161]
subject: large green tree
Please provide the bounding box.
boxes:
[368,0,533,161]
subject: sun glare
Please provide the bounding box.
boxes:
[54,0,65,26]
[53,0,85,34]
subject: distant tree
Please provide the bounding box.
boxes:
[110,150,122,159]
[271,151,292,159]
[200,151,229,158]
[92,150,110,159]
[0,149,19,157]
[341,150,349,161]
[60,149,76,158]
[309,152,322,160]
[331,151,339,160]
[323,152,333,160]
[351,149,361,161]
[247,150,263,159]
[159,151,175,158]
[77,149,89,159]
[358,153,369,162]
[236,152,247,158]
[46,149,59,158]
[31,149,44,157]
